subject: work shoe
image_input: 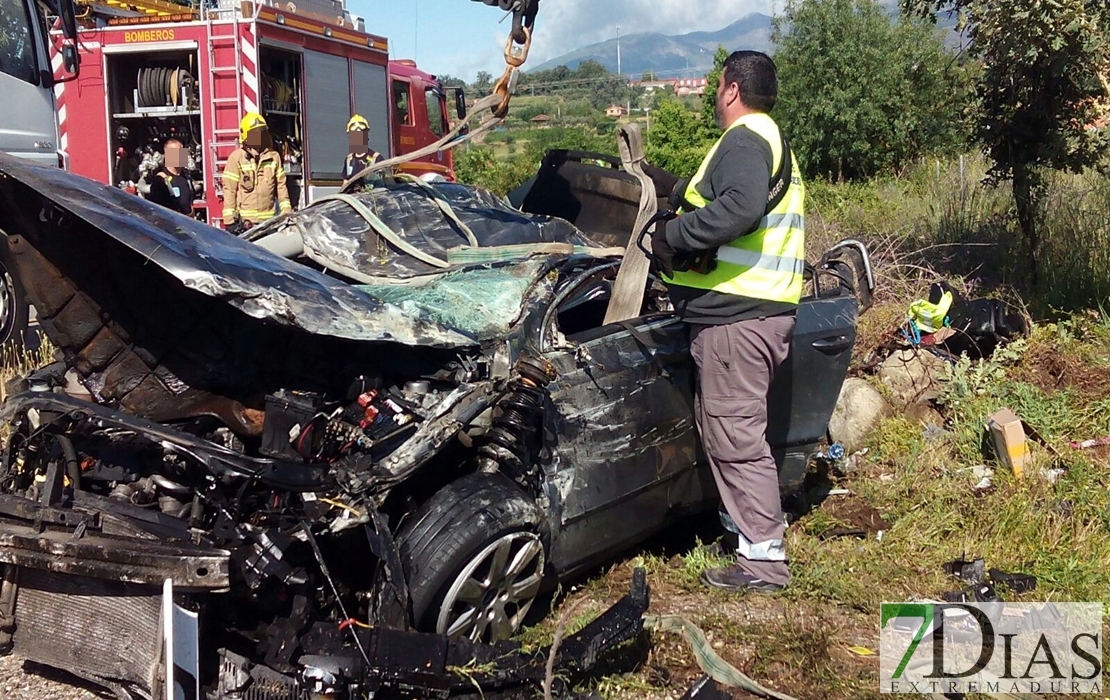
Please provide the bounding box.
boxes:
[701,564,784,593]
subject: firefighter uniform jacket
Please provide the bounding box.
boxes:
[221,147,293,224]
[342,150,384,182]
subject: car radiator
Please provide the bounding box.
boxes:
[11,567,161,698]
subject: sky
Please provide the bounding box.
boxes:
[347,0,772,82]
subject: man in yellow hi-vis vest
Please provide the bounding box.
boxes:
[651,50,805,593]
[221,112,293,233]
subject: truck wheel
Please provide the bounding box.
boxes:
[397,472,546,644]
[0,242,29,355]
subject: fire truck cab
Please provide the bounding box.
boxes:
[52,0,461,225]
[388,58,462,183]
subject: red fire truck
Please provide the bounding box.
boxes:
[51,0,462,225]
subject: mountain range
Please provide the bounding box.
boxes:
[529,13,773,78]
[529,6,963,79]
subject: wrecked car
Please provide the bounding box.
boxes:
[0,149,872,699]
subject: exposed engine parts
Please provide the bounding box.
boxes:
[258,380,424,465]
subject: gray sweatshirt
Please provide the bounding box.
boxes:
[663,124,798,325]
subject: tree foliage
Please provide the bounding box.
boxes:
[514,60,638,110]
[700,46,729,139]
[771,0,971,181]
[456,125,620,196]
[903,0,1110,280]
[644,98,714,178]
[642,48,727,179]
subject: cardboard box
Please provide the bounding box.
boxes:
[986,408,1033,478]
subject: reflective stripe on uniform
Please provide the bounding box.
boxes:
[763,212,804,231]
[736,532,787,562]
[223,172,241,182]
[715,245,805,275]
[238,208,275,219]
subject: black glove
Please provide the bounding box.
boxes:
[650,221,676,278]
[225,219,245,236]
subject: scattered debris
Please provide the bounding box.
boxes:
[986,408,1034,478]
[941,558,1036,602]
[943,557,986,585]
[645,615,800,700]
[828,378,891,452]
[985,407,1071,483]
[1069,436,1110,450]
[846,646,876,657]
[678,675,730,700]
[969,465,994,490]
[827,489,851,497]
[901,281,1028,360]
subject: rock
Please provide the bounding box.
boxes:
[878,349,949,407]
[906,400,944,428]
[828,378,892,453]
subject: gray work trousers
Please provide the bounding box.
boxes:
[690,315,795,585]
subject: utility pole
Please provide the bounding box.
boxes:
[616,24,621,77]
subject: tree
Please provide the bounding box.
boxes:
[700,46,729,138]
[641,70,657,82]
[904,0,1110,282]
[645,98,714,178]
[437,74,467,89]
[770,0,970,181]
[473,71,494,92]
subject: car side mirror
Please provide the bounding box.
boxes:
[62,43,79,74]
[453,88,466,121]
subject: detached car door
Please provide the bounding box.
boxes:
[537,263,709,577]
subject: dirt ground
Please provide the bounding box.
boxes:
[0,655,100,700]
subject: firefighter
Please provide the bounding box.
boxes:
[221,112,293,233]
[341,114,384,186]
[146,139,195,216]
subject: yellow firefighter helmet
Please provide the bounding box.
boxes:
[346,114,370,132]
[239,112,268,143]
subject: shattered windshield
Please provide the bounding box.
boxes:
[356,259,549,340]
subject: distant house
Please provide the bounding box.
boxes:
[530,113,552,126]
[674,77,708,96]
[605,104,626,118]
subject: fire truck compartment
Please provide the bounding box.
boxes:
[105,49,205,212]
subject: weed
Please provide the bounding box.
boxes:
[680,538,731,586]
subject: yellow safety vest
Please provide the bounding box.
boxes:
[667,113,806,305]
[909,291,953,333]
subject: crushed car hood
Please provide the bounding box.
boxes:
[0,153,477,348]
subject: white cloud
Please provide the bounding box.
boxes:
[528,0,773,65]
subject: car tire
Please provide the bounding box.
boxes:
[397,472,546,644]
[0,238,29,356]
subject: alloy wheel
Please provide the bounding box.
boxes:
[435,531,545,643]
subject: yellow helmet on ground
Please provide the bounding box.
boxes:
[346,114,370,132]
[239,112,268,143]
